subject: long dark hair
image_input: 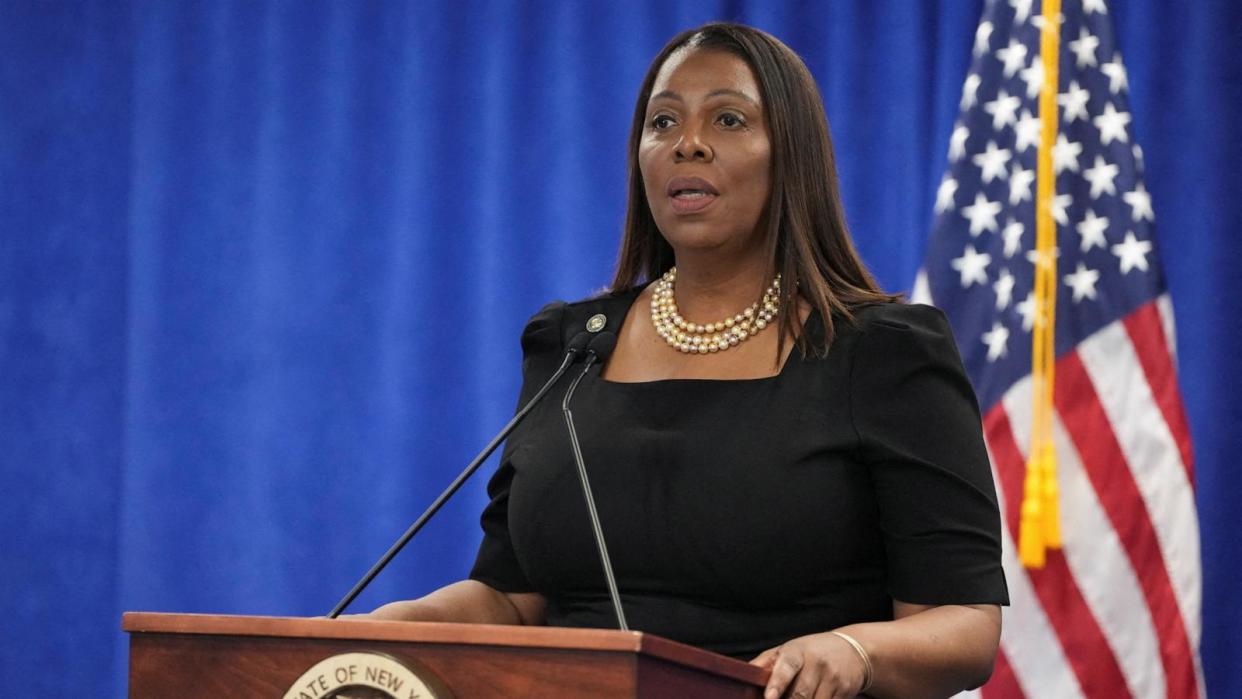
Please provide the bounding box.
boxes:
[611,22,898,356]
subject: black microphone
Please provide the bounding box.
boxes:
[560,331,628,631]
[328,330,595,618]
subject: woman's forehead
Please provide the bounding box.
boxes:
[649,47,763,106]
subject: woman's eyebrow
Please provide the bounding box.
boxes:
[649,90,684,103]
[649,88,760,106]
[704,88,759,105]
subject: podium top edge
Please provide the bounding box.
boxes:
[121,612,766,686]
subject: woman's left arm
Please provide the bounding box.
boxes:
[752,601,1001,698]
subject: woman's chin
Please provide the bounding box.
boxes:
[659,226,761,258]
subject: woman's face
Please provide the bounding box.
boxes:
[639,48,772,256]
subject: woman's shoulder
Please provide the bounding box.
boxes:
[842,301,966,371]
[848,300,953,335]
[519,287,644,355]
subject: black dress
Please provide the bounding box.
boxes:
[470,289,1008,660]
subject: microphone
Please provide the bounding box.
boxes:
[560,331,628,631]
[328,330,595,618]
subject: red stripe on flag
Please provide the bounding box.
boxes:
[1055,353,1199,699]
[983,406,1132,698]
[986,408,1033,540]
[1123,301,1195,483]
[980,646,1025,699]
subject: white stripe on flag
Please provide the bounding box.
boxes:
[1076,317,1202,642]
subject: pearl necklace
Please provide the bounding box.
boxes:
[650,267,781,354]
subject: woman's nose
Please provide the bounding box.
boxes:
[674,125,713,162]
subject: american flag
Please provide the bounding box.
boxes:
[913,1,1202,697]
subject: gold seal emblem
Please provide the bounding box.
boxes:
[586,313,607,333]
[283,652,442,699]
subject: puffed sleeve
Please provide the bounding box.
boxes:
[849,303,1009,605]
[468,301,566,593]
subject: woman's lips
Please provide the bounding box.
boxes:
[665,175,719,214]
[669,191,718,214]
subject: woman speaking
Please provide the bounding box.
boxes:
[363,23,1008,699]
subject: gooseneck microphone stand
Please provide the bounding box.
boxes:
[560,332,628,631]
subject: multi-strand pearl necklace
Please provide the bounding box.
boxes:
[650,267,781,354]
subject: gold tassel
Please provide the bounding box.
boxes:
[1041,442,1062,548]
[1019,454,1046,568]
[1022,0,1062,569]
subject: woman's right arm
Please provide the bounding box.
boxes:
[365,580,547,626]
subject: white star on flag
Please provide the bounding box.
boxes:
[1059,80,1091,123]
[996,40,1029,78]
[949,124,970,161]
[974,22,994,57]
[951,245,992,287]
[1031,13,1066,31]
[1014,110,1041,152]
[1068,27,1100,68]
[935,176,959,213]
[1124,182,1155,222]
[1112,231,1153,274]
[1052,134,1083,174]
[1001,218,1024,258]
[1084,0,1109,14]
[1050,192,1072,226]
[1025,245,1061,271]
[973,141,1012,183]
[1064,262,1101,302]
[993,268,1016,310]
[984,90,1022,130]
[1009,163,1035,205]
[962,73,982,110]
[982,321,1010,361]
[1102,53,1129,93]
[1019,59,1044,100]
[1015,291,1036,331]
[1076,209,1110,252]
[1094,103,1131,145]
[1010,0,1034,25]
[961,192,1003,235]
[1083,155,1119,198]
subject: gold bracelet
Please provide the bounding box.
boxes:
[830,630,874,694]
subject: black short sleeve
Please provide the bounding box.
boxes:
[468,301,566,593]
[849,303,1009,606]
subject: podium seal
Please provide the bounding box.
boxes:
[283,652,442,699]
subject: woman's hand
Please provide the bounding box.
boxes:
[751,631,869,699]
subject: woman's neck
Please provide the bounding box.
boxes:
[669,249,773,323]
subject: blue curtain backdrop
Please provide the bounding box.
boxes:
[1,1,1238,695]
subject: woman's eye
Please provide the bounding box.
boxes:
[717,112,745,128]
[650,114,675,129]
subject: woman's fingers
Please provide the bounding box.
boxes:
[751,646,780,669]
[757,635,863,699]
[764,647,805,699]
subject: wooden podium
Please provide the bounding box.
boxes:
[123,613,767,698]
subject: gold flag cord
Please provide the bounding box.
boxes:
[1019,0,1063,569]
